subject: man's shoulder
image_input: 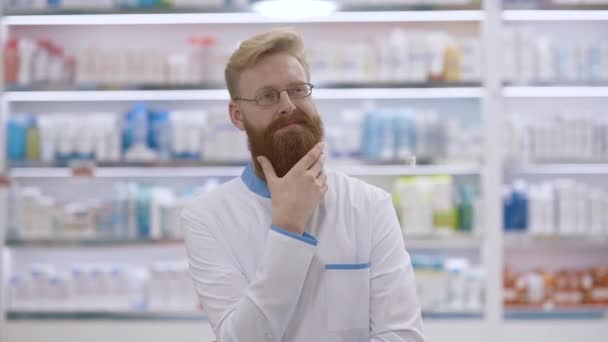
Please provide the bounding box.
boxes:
[182,177,245,220]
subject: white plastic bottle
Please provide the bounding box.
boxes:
[589,190,604,236]
[69,265,84,311]
[18,39,37,86]
[445,258,468,312]
[464,267,484,312]
[37,116,57,163]
[7,274,30,311]
[540,183,556,236]
[48,273,69,311]
[528,185,543,236]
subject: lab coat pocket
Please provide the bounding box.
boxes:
[325,263,370,332]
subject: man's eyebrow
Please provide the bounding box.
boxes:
[255,82,307,93]
[255,85,278,93]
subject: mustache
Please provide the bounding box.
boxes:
[267,111,314,133]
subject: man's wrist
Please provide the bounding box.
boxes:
[272,218,304,235]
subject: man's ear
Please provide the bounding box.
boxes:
[229,101,245,131]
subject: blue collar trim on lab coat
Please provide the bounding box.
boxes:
[241,162,271,198]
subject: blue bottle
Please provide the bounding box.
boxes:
[361,111,381,161]
[503,181,528,231]
[7,116,29,162]
[136,185,151,239]
[124,103,148,150]
[148,110,171,161]
[394,111,415,162]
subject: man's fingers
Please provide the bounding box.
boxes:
[257,156,277,180]
[294,142,324,172]
[308,153,325,178]
[316,171,327,186]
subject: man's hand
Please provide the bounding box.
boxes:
[257,142,328,235]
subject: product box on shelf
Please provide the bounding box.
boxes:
[504,266,608,310]
[503,178,608,237]
[507,112,608,164]
[7,261,200,313]
[503,28,608,85]
[393,175,481,236]
[5,178,221,242]
[413,254,484,314]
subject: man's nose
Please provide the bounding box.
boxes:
[277,90,297,115]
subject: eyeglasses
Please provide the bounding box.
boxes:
[235,83,314,106]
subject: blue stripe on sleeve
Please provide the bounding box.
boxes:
[271,225,318,246]
[325,263,370,270]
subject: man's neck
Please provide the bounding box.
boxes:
[252,159,267,182]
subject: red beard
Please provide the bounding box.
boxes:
[244,110,324,179]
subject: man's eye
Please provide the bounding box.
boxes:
[259,92,277,101]
[290,86,308,96]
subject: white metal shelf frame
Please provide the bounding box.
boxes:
[9,164,481,178]
[0,3,7,341]
[503,10,608,21]
[5,233,483,250]
[480,0,503,337]
[1,10,484,26]
[503,233,608,249]
[2,87,484,102]
[503,86,608,98]
[508,163,608,175]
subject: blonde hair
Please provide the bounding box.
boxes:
[225,28,310,99]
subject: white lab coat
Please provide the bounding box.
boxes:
[182,163,425,342]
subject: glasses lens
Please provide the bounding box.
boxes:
[254,84,312,105]
[256,91,280,106]
[288,84,312,98]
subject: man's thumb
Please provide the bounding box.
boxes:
[257,156,277,180]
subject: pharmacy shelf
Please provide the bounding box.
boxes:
[503,233,608,249]
[502,86,608,98]
[315,87,483,99]
[1,10,484,26]
[9,166,244,178]
[6,235,482,250]
[330,163,481,176]
[503,10,608,21]
[3,89,229,102]
[422,311,484,320]
[3,3,484,16]
[3,86,483,102]
[9,164,481,178]
[7,311,207,321]
[504,307,608,320]
[404,234,482,250]
[2,6,230,16]
[6,310,481,321]
[508,163,608,175]
[5,238,185,248]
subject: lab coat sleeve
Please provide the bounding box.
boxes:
[182,209,317,342]
[369,194,426,342]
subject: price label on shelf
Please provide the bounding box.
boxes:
[0,175,10,187]
[69,162,96,178]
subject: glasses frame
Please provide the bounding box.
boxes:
[234,83,314,106]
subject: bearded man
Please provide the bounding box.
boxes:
[182,28,425,342]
